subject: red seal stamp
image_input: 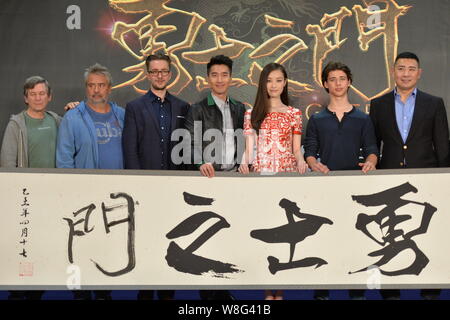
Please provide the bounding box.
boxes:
[19,262,33,277]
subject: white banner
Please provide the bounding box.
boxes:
[0,168,449,290]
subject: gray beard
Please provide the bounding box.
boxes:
[89,98,107,105]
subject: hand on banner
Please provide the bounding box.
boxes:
[306,157,330,174]
[359,160,376,173]
[296,161,309,174]
[200,163,215,178]
[359,154,377,174]
[238,163,251,174]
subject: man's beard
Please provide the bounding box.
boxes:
[89,97,107,104]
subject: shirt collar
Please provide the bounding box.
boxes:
[207,91,237,106]
[325,106,355,115]
[147,89,171,103]
[211,93,229,108]
[394,87,417,98]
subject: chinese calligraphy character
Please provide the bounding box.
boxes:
[350,182,436,276]
[20,209,29,218]
[20,228,28,238]
[19,248,27,258]
[63,193,136,277]
[251,198,333,274]
[165,192,242,277]
[21,197,29,207]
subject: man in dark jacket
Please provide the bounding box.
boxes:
[122,53,190,171]
[185,55,246,178]
[370,52,449,170]
[370,52,449,300]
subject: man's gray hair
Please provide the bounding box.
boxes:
[23,76,51,96]
[84,63,113,86]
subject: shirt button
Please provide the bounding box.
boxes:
[161,139,164,142]
[161,127,164,130]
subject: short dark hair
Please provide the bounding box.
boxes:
[321,62,353,93]
[395,52,420,66]
[207,55,233,75]
[145,53,171,72]
[23,76,51,97]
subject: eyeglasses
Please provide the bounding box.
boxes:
[149,70,170,76]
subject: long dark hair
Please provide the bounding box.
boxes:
[251,63,289,132]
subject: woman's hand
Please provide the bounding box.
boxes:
[297,161,309,174]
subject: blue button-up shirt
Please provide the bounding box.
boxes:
[147,90,172,169]
[394,87,417,143]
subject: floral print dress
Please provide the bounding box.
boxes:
[244,106,302,172]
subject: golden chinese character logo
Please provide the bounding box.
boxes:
[108,0,411,117]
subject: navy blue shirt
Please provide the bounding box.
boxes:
[146,90,172,169]
[304,107,378,170]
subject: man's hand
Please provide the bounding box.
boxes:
[309,162,329,174]
[359,154,377,174]
[64,101,80,111]
[199,163,215,178]
[238,163,250,174]
[358,160,376,173]
[306,157,330,174]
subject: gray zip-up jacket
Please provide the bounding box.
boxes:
[0,110,61,167]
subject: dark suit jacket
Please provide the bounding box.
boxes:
[369,89,449,169]
[122,90,190,169]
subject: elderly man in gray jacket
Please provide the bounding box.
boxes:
[1,76,61,168]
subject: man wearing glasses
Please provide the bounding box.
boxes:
[122,53,189,300]
[122,53,190,172]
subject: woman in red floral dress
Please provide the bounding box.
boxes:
[239,62,308,300]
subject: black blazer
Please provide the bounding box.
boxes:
[369,89,449,169]
[122,91,190,170]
